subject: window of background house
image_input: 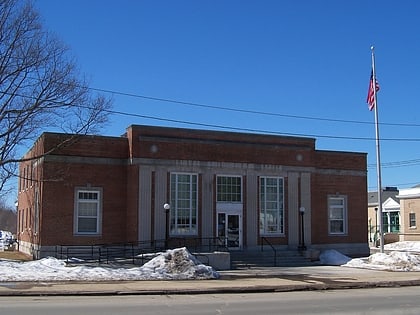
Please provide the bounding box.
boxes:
[170,173,198,235]
[75,189,102,235]
[409,213,416,228]
[328,195,347,235]
[216,176,242,202]
[259,177,284,235]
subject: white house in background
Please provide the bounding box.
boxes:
[367,187,400,244]
[382,197,401,233]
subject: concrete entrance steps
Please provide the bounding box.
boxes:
[230,249,317,269]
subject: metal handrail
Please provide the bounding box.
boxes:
[261,237,277,266]
[54,237,229,265]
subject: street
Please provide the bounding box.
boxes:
[1,287,420,315]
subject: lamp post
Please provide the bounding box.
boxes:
[164,203,170,249]
[374,207,378,246]
[298,206,306,251]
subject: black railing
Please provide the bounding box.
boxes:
[54,237,228,265]
[368,224,401,243]
[260,237,277,266]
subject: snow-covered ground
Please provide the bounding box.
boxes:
[0,247,219,282]
[1,242,420,282]
[320,241,420,272]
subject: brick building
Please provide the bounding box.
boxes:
[397,186,420,241]
[17,125,369,258]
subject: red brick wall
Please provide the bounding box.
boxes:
[311,173,368,244]
[125,165,139,242]
[18,139,44,245]
[20,133,130,246]
[315,150,367,171]
[130,125,316,166]
[40,161,127,246]
[43,133,128,159]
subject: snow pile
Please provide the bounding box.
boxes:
[321,241,420,271]
[0,247,219,282]
[140,247,219,280]
[385,241,420,252]
[344,251,420,271]
[319,249,351,266]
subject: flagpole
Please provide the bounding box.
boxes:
[371,46,384,253]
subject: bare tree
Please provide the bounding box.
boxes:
[0,198,16,232]
[0,0,112,195]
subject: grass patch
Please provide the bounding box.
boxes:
[0,250,32,261]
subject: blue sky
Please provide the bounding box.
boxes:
[33,0,420,192]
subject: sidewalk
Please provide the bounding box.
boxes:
[1,266,420,296]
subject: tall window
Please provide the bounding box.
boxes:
[328,195,347,235]
[34,188,39,234]
[217,176,242,202]
[170,173,198,235]
[409,213,416,228]
[75,189,102,235]
[260,177,284,235]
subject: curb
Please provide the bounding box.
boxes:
[1,279,420,296]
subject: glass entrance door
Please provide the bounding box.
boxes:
[217,213,242,249]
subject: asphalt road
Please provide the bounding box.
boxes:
[1,287,420,315]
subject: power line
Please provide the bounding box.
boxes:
[101,107,420,142]
[4,88,420,183]
[368,181,420,190]
[3,88,420,143]
[16,74,418,128]
[90,87,420,128]
[368,158,420,169]
[102,107,420,175]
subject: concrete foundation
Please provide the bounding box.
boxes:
[195,251,231,270]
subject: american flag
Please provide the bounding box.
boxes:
[367,71,380,111]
